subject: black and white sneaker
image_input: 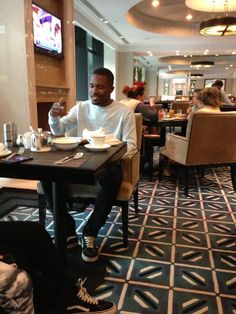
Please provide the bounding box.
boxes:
[67,278,116,314]
[80,236,99,263]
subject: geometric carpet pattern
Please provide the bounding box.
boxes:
[1,167,236,314]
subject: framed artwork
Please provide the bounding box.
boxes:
[204,79,226,89]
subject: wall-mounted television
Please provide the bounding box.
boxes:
[32,3,63,58]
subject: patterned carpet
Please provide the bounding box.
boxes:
[1,166,236,314]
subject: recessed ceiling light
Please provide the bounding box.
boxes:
[186,14,192,20]
[152,0,159,7]
[191,61,214,68]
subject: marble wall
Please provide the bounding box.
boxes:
[0,0,31,142]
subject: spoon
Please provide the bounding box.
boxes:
[55,152,83,165]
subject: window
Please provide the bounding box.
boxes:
[75,26,104,100]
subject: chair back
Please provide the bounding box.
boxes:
[135,113,143,150]
[170,101,190,114]
[187,112,236,165]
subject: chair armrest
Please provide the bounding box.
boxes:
[121,149,140,186]
[161,133,189,165]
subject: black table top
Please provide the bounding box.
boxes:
[0,143,127,185]
[143,118,188,127]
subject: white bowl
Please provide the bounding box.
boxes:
[52,137,81,150]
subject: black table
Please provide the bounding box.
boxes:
[220,104,236,112]
[0,143,127,258]
[143,118,188,145]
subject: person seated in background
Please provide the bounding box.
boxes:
[120,81,158,121]
[186,86,221,139]
[211,79,232,104]
[161,87,221,177]
[41,67,136,263]
[0,221,116,314]
[186,88,204,119]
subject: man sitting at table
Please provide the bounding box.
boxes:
[41,68,136,263]
[211,80,232,105]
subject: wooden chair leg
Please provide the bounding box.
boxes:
[121,202,129,247]
[133,187,139,215]
[38,193,47,227]
[184,167,189,197]
[148,146,154,181]
[158,154,165,180]
[230,164,236,191]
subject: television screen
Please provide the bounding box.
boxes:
[32,3,62,58]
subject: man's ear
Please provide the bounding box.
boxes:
[110,86,114,93]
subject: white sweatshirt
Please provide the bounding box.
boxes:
[49,100,137,155]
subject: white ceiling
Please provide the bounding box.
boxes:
[74,0,236,79]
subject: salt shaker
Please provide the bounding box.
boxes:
[3,122,17,148]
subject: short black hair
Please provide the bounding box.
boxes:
[213,80,224,87]
[92,68,114,86]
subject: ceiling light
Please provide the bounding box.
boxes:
[185,0,236,12]
[186,14,192,20]
[191,61,214,68]
[190,73,204,78]
[200,16,236,36]
[152,0,159,7]
[199,0,236,36]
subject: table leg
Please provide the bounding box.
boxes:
[52,180,67,261]
[160,127,166,146]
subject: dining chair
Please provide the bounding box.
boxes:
[37,113,143,247]
[142,131,161,181]
[159,111,236,196]
[170,101,190,114]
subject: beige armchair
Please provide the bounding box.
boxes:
[159,112,236,195]
[38,113,143,247]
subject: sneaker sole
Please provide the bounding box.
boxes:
[67,303,116,314]
[81,252,99,263]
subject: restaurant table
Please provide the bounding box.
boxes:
[220,104,236,112]
[143,118,188,145]
[0,143,127,259]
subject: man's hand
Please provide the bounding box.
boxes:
[50,102,64,117]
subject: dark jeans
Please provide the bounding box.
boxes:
[41,161,122,238]
[0,221,76,313]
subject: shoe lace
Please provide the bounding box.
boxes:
[84,236,96,248]
[77,278,98,305]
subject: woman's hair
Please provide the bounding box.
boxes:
[191,89,202,100]
[122,81,145,99]
[199,87,221,107]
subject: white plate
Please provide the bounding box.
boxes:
[161,117,175,121]
[84,143,111,152]
[0,150,12,158]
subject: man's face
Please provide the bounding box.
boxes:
[89,74,114,107]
